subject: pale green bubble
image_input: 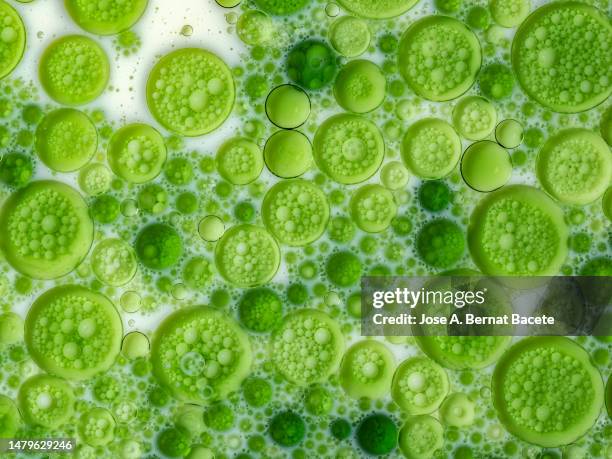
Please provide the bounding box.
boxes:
[313,113,385,184]
[452,96,497,140]
[399,415,444,459]
[107,123,167,184]
[78,407,116,446]
[337,0,419,19]
[91,238,138,287]
[264,130,313,178]
[65,0,148,35]
[39,35,110,106]
[512,2,612,113]
[0,0,26,79]
[495,119,524,149]
[334,60,386,114]
[339,340,395,399]
[216,137,263,185]
[150,306,252,403]
[536,128,612,205]
[391,356,449,415]
[236,10,273,45]
[490,0,530,28]
[350,184,397,233]
[146,48,235,136]
[198,215,225,242]
[0,311,23,344]
[24,285,123,380]
[0,180,93,279]
[265,84,311,129]
[35,108,97,172]
[439,393,475,427]
[401,118,462,179]
[461,141,512,192]
[262,179,329,246]
[328,16,370,58]
[380,161,410,191]
[18,374,75,428]
[399,16,481,102]
[121,331,150,359]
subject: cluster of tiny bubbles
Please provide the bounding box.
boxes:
[0,0,609,458]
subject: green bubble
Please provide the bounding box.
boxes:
[238,288,282,332]
[121,331,150,360]
[334,59,386,114]
[466,6,490,30]
[265,84,311,129]
[0,0,26,79]
[135,223,183,270]
[512,2,611,113]
[304,385,333,415]
[536,128,611,205]
[337,0,418,19]
[417,219,464,268]
[479,63,515,100]
[439,393,475,427]
[350,184,397,233]
[329,16,371,58]
[492,337,604,447]
[78,407,116,446]
[215,224,279,287]
[401,118,461,179]
[39,35,109,105]
[330,418,351,440]
[380,161,409,191]
[216,0,241,7]
[107,123,167,184]
[453,96,497,140]
[286,40,337,90]
[399,415,444,459]
[495,119,524,149]
[490,0,530,27]
[146,48,235,136]
[151,306,252,403]
[35,108,97,172]
[0,181,93,279]
[204,402,234,430]
[237,10,273,46]
[181,257,214,291]
[157,426,191,458]
[339,340,395,399]
[264,130,313,178]
[287,282,309,304]
[271,309,344,385]
[91,194,120,224]
[198,215,225,242]
[391,356,449,415]
[314,113,385,184]
[580,257,612,276]
[468,185,568,275]
[461,141,512,192]
[254,0,308,15]
[164,157,193,185]
[262,179,329,246]
[65,0,148,35]
[18,374,74,428]
[355,413,397,455]
[0,152,32,188]
[0,312,23,345]
[216,137,263,185]
[137,183,167,214]
[91,238,137,286]
[435,0,461,13]
[242,376,272,407]
[398,16,481,102]
[326,251,362,287]
[0,394,20,437]
[176,191,198,214]
[418,180,451,212]
[269,410,305,446]
[78,163,112,196]
[25,285,122,380]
